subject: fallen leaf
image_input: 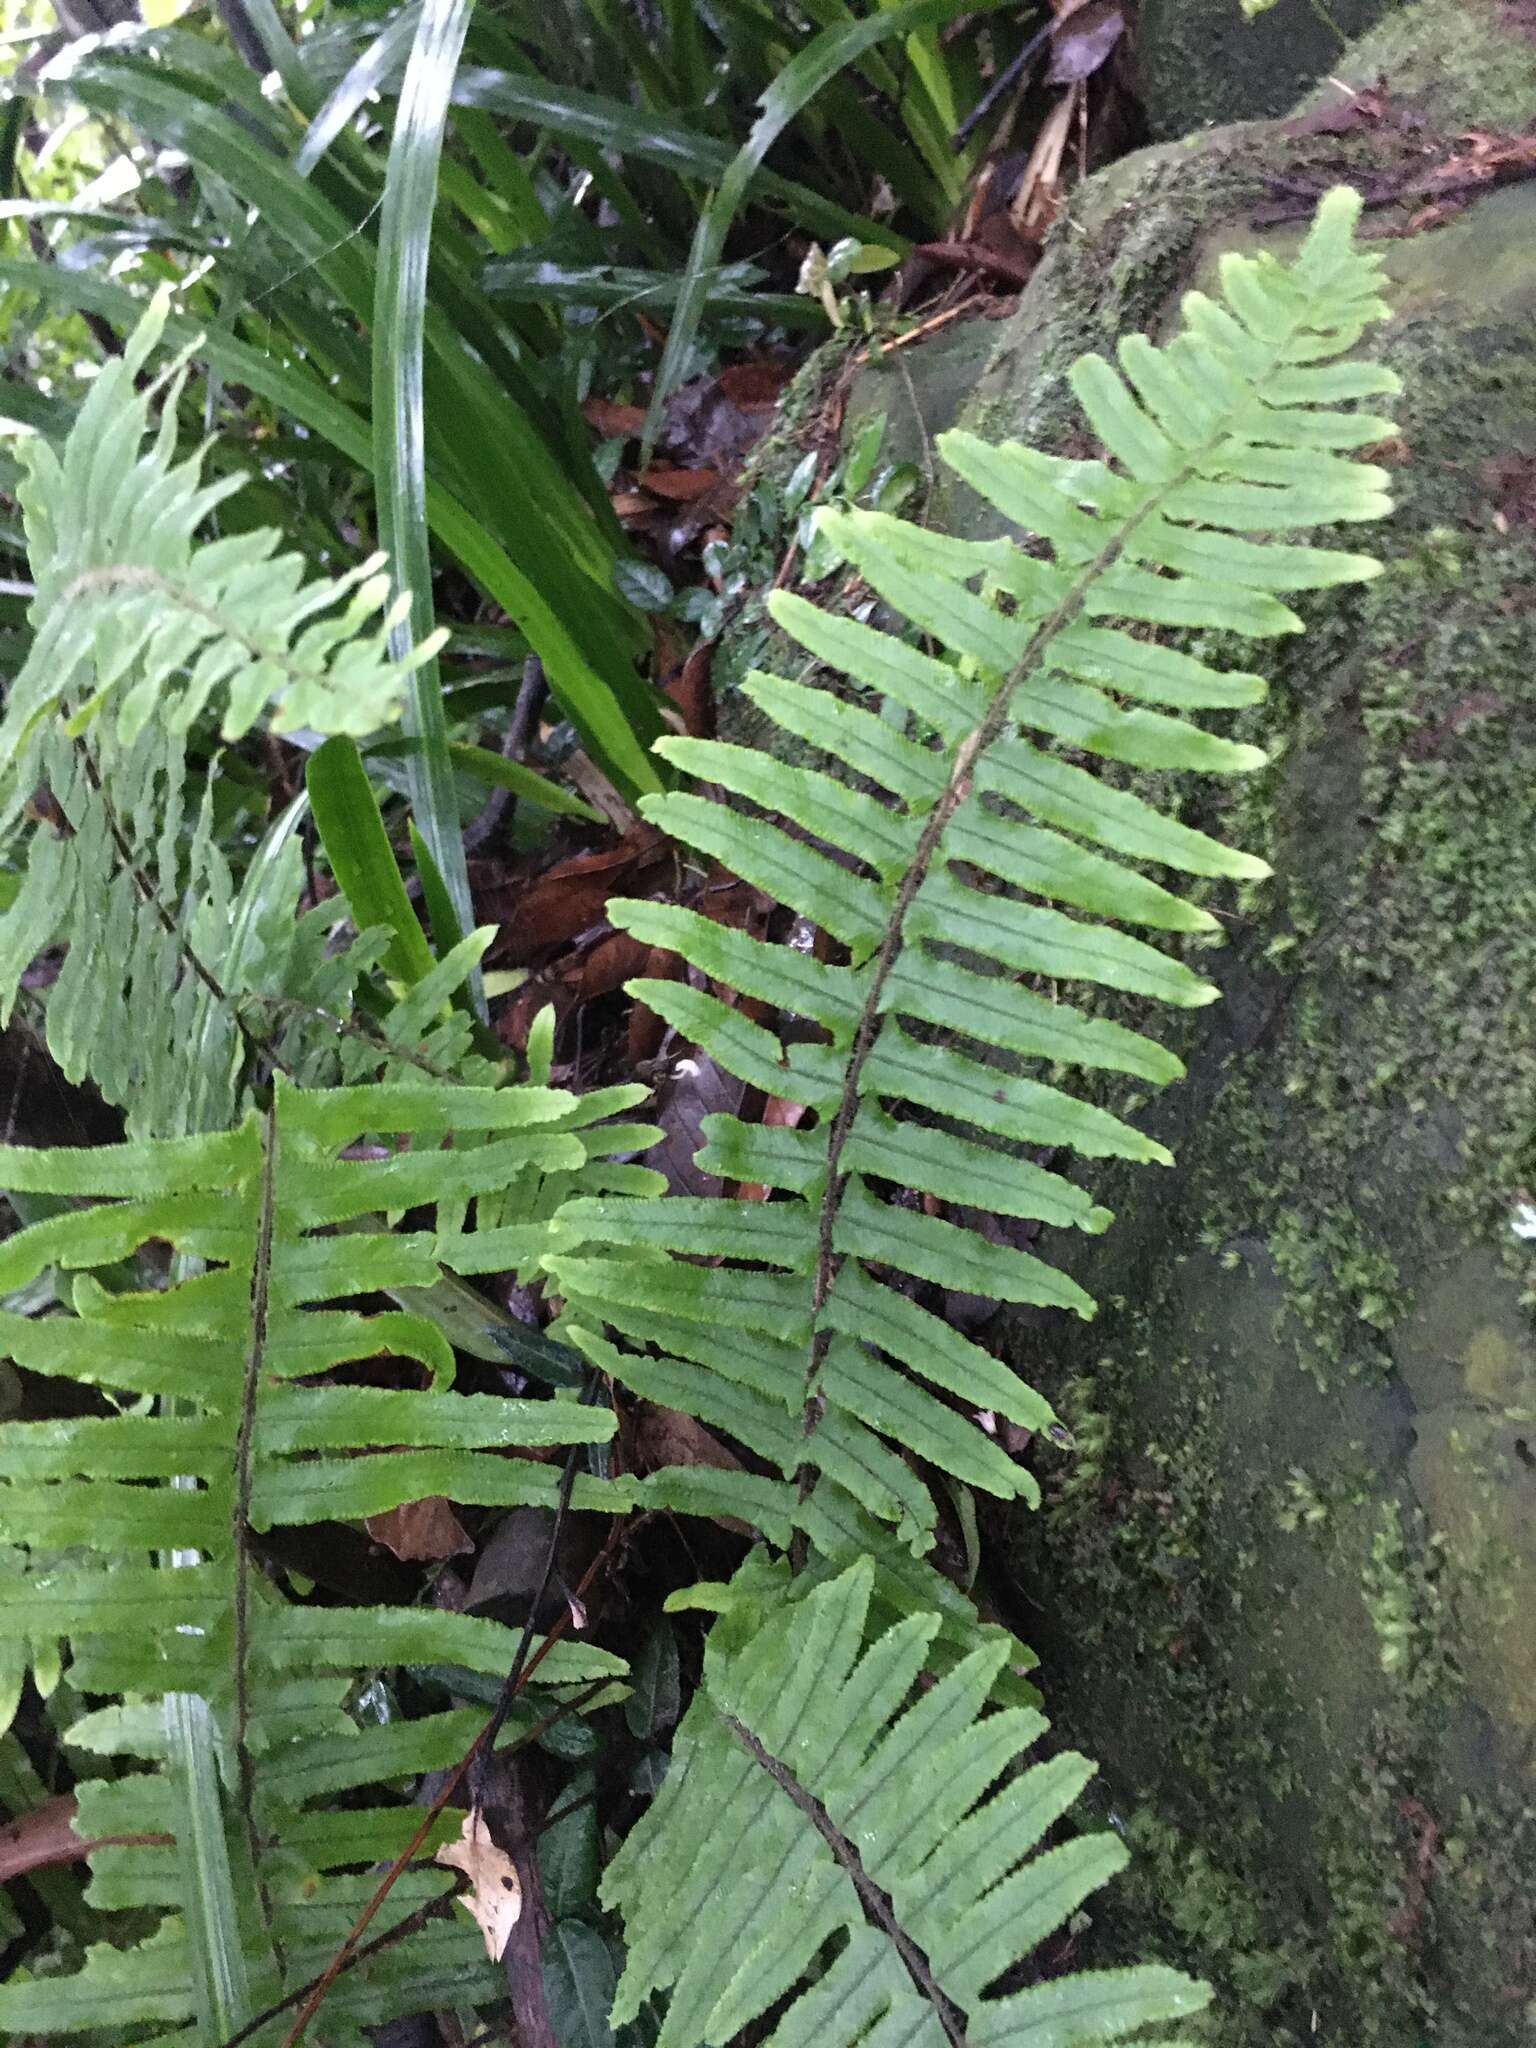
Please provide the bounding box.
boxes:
[436,1809,523,1962]
[609,489,654,521]
[583,397,646,439]
[631,1400,743,1477]
[643,1053,743,1196]
[0,1794,169,1881]
[365,1496,472,1563]
[636,465,723,503]
[1047,0,1124,82]
[627,945,682,1068]
[485,827,669,966]
[718,361,789,410]
[663,638,716,738]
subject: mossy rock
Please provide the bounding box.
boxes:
[718,1,1536,2039]
[1136,0,1401,138]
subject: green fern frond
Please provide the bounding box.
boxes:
[604,1554,1211,2048]
[548,186,1397,1548]
[0,290,445,1133]
[0,1076,637,2040]
[5,287,434,764]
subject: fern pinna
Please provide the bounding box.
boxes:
[550,187,1396,1550]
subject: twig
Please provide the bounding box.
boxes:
[853,296,988,367]
[463,656,547,854]
[950,11,1057,149]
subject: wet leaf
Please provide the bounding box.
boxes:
[623,1619,681,1740]
[613,560,675,612]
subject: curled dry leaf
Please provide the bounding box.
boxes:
[365,1496,472,1563]
[436,1809,523,1962]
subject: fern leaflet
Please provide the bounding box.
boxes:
[0,288,442,1135]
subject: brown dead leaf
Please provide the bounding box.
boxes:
[436,1809,523,1961]
[664,638,716,738]
[609,490,655,521]
[643,1053,744,1196]
[636,465,723,503]
[718,361,789,411]
[627,945,682,1068]
[486,827,669,966]
[365,1497,472,1562]
[631,1400,743,1477]
[1047,0,1123,82]
[0,1794,169,1881]
[583,396,646,440]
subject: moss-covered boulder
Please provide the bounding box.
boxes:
[725,2,1536,2039]
[1137,0,1401,137]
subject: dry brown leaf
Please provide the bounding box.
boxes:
[0,1793,170,1881]
[631,1400,743,1477]
[485,827,669,966]
[583,396,646,439]
[365,1497,472,1563]
[636,465,722,503]
[436,1809,523,1961]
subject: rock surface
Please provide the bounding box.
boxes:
[1136,0,1402,137]
[727,1,1536,2039]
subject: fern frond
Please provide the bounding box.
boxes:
[5,288,433,765]
[604,1555,1211,2048]
[0,290,444,1132]
[548,186,1397,1546]
[0,1077,636,2040]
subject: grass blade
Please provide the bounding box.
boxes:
[373,0,479,989]
[307,736,436,989]
[639,0,1015,460]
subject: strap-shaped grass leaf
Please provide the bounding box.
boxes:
[604,1558,1212,2048]
[555,186,1396,1554]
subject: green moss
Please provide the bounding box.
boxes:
[1329,0,1536,130]
[1137,0,1398,139]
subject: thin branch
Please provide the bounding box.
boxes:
[722,1711,969,2048]
[274,1435,628,2048]
[212,1675,613,2048]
